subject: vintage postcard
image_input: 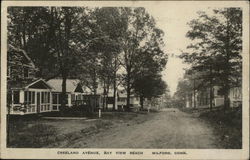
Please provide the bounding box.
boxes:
[1,0,249,159]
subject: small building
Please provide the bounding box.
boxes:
[46,79,86,111]
[7,44,54,115]
[104,89,140,111]
[8,79,53,115]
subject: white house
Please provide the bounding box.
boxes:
[46,79,86,111]
[8,79,54,115]
[185,85,242,108]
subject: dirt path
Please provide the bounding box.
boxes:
[65,108,223,148]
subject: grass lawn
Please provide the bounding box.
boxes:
[181,107,242,149]
[7,111,153,148]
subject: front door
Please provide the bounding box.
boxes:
[37,92,40,113]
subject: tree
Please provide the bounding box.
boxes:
[173,78,193,108]
[8,7,98,110]
[117,7,166,110]
[181,8,242,109]
[93,7,124,110]
[134,73,167,109]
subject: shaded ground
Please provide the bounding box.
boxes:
[8,108,238,148]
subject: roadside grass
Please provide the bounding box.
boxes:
[8,122,57,148]
[181,107,242,149]
[199,107,242,149]
[7,111,156,148]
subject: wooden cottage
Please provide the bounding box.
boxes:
[7,45,53,115]
[8,79,53,115]
[46,79,86,110]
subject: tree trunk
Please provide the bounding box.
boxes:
[224,11,231,110]
[209,65,213,111]
[106,86,109,110]
[113,57,117,111]
[113,80,116,111]
[193,79,196,108]
[140,95,144,110]
[61,74,67,111]
[102,81,106,110]
[126,72,131,111]
[223,83,230,109]
[60,8,71,112]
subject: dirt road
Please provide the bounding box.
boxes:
[66,108,222,148]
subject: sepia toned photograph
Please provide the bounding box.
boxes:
[1,1,249,159]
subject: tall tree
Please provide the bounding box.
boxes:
[118,7,166,110]
[8,7,98,110]
[181,8,242,109]
[93,7,124,110]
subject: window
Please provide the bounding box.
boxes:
[24,91,35,104]
[48,93,50,103]
[41,92,44,103]
[59,94,62,104]
[29,91,32,103]
[41,92,50,104]
[72,94,75,101]
[25,91,28,103]
[13,91,20,104]
[53,94,58,104]
[24,67,29,78]
[45,92,47,103]
[32,92,35,104]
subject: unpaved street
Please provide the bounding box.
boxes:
[66,108,223,148]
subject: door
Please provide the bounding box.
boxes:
[37,92,40,113]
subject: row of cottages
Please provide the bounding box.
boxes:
[7,45,92,115]
[7,45,140,115]
[185,85,242,109]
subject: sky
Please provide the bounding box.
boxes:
[145,4,210,96]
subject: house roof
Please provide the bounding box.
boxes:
[47,79,83,93]
[8,44,36,69]
[8,78,53,90]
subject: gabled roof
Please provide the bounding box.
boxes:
[8,44,36,68]
[8,78,53,90]
[47,79,83,93]
[26,79,53,89]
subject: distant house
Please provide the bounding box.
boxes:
[105,89,140,111]
[229,86,242,107]
[144,96,165,110]
[185,85,242,108]
[46,79,86,111]
[7,45,53,115]
[7,44,37,81]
